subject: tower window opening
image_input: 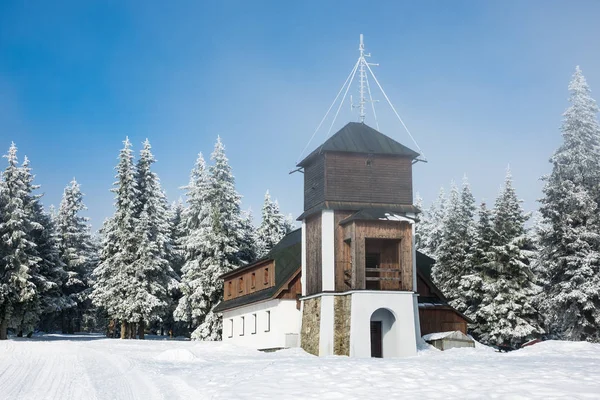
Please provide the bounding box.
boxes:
[365,252,381,290]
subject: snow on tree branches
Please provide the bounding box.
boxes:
[256,190,290,257]
[474,169,542,347]
[56,179,96,333]
[538,66,600,341]
[175,137,255,341]
[92,138,174,339]
[191,137,246,340]
[432,179,476,313]
[0,144,39,339]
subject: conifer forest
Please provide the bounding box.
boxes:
[1,67,600,348]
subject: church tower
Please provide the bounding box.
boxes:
[298,122,421,357]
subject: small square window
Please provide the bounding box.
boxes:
[238,277,244,293]
[251,272,256,289]
[240,316,245,336]
[228,319,233,338]
[227,281,232,297]
[252,314,257,334]
[264,268,269,285]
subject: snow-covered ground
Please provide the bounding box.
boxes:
[0,334,598,399]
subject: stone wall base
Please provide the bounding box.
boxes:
[300,297,321,356]
[334,295,351,356]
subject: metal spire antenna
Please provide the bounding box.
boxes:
[357,34,367,122]
[352,34,379,124]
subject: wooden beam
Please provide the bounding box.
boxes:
[365,268,401,273]
[365,277,402,281]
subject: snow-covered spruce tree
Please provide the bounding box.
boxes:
[283,214,296,234]
[460,202,494,322]
[169,200,186,276]
[56,179,96,334]
[191,137,245,340]
[432,178,476,313]
[153,200,186,336]
[256,190,286,257]
[419,188,447,258]
[0,144,38,340]
[91,138,140,339]
[174,152,212,332]
[131,139,176,338]
[238,209,257,264]
[459,177,477,264]
[12,156,69,336]
[538,66,600,342]
[528,211,548,286]
[475,170,542,347]
[9,154,71,336]
[432,183,463,306]
[28,204,71,334]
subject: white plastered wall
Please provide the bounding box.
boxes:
[406,211,424,344]
[321,210,335,291]
[318,295,334,356]
[221,299,300,350]
[349,291,417,358]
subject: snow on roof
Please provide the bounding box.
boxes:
[379,213,414,223]
[423,331,471,342]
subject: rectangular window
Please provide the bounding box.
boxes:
[264,268,269,285]
[228,319,233,338]
[238,277,244,293]
[240,316,245,336]
[252,313,257,334]
[227,281,232,297]
[251,272,256,289]
[265,310,270,332]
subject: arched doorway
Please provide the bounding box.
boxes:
[370,308,397,358]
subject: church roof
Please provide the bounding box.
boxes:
[297,122,420,167]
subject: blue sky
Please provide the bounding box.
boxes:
[2,1,600,230]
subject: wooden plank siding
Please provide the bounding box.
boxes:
[325,152,413,206]
[419,308,468,335]
[224,260,275,301]
[303,153,325,210]
[334,211,354,291]
[277,273,302,300]
[417,275,434,297]
[305,213,322,296]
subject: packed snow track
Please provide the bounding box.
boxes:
[0,334,598,399]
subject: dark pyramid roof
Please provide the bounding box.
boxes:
[297,122,420,167]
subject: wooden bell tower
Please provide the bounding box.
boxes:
[295,35,424,358]
[297,122,422,358]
